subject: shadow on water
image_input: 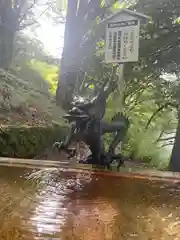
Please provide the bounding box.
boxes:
[0,166,180,239]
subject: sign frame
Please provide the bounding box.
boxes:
[105,18,140,64]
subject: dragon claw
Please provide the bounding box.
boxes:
[53,141,64,150]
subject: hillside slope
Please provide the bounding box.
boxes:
[0,68,65,127]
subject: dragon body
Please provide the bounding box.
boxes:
[54,92,130,170]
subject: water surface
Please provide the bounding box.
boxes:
[0,166,180,239]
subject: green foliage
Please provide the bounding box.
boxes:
[0,0,39,69]
[124,129,160,159]
[12,34,48,67]
[122,123,173,169]
[56,0,67,11]
[0,68,64,126]
[0,125,67,158]
[3,30,63,126]
[11,33,60,98]
[1,0,179,168]
[104,86,176,168]
[29,60,59,94]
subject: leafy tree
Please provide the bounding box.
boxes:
[8,31,60,98]
[0,0,37,69]
[11,33,59,68]
[0,0,61,69]
[55,0,127,109]
[135,0,180,171]
[55,0,180,170]
[56,0,180,109]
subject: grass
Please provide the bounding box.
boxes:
[29,59,59,95]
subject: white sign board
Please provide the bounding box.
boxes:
[105,19,140,63]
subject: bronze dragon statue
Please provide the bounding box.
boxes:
[54,88,130,170]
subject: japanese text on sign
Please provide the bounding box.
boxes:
[105,19,140,63]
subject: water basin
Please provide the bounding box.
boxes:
[0,165,180,239]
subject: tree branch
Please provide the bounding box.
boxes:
[158,136,175,142]
[124,72,158,101]
[86,0,106,22]
[155,129,165,142]
[160,142,174,148]
[18,0,37,24]
[19,2,56,30]
[145,102,177,130]
[126,88,145,112]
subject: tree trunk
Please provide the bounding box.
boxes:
[56,0,80,110]
[168,113,180,172]
[0,27,15,69]
[55,0,109,110]
[0,0,16,70]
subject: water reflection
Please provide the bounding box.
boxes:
[26,169,94,239]
[0,166,180,239]
[30,185,67,235]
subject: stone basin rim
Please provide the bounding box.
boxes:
[0,157,179,183]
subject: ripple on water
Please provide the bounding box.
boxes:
[0,167,180,239]
[21,169,94,239]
